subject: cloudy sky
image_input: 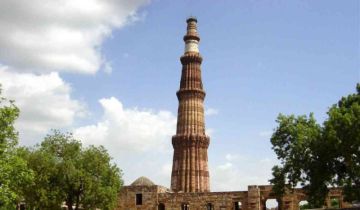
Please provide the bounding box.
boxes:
[0,0,358,207]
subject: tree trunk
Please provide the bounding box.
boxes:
[66,174,74,210]
[75,195,79,210]
[74,181,82,210]
[277,198,282,210]
[67,195,73,210]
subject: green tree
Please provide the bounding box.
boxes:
[269,84,360,207]
[270,113,324,208]
[80,145,123,210]
[270,113,322,189]
[0,84,34,209]
[323,84,360,202]
[23,131,123,210]
[269,166,286,210]
[18,146,64,210]
[299,203,309,210]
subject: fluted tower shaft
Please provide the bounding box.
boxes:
[171,17,210,192]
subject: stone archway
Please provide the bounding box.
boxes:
[158,203,165,210]
[261,198,278,210]
[299,200,309,210]
[233,201,243,210]
[326,197,343,209]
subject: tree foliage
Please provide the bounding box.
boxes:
[22,131,124,210]
[324,84,360,202]
[269,165,286,210]
[17,146,65,210]
[0,84,20,155]
[299,202,309,210]
[330,199,339,209]
[269,84,360,207]
[0,83,123,209]
[0,84,34,209]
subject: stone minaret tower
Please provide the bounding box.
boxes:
[171,16,210,192]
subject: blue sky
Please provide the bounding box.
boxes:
[0,0,358,207]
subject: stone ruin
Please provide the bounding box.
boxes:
[115,179,351,210]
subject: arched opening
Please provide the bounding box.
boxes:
[234,201,242,210]
[181,203,190,210]
[330,198,340,209]
[19,204,25,210]
[136,194,142,205]
[299,201,309,210]
[158,203,165,210]
[266,199,278,210]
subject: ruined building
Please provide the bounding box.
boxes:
[115,17,352,210]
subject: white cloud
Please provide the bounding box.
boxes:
[261,158,273,166]
[155,162,173,186]
[204,108,219,116]
[205,128,215,137]
[0,0,149,74]
[225,154,238,160]
[217,163,233,170]
[259,131,272,136]
[123,53,129,58]
[103,61,113,73]
[225,154,249,161]
[211,158,277,196]
[72,98,177,188]
[122,156,173,187]
[0,65,86,145]
[73,97,177,153]
[161,162,173,175]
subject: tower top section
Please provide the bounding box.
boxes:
[186,15,197,23]
[184,15,200,54]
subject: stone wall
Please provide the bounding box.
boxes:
[158,191,248,210]
[115,186,160,210]
[115,185,352,210]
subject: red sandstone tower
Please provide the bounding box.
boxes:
[171,16,210,192]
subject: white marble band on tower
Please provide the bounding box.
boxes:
[184,17,199,54]
[185,40,199,53]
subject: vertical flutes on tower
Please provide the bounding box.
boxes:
[170,16,211,192]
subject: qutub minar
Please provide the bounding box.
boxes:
[115,17,351,210]
[171,16,210,193]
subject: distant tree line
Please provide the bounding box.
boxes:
[269,84,360,209]
[0,83,123,210]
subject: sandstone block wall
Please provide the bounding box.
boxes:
[115,185,352,210]
[158,191,248,210]
[115,186,159,210]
